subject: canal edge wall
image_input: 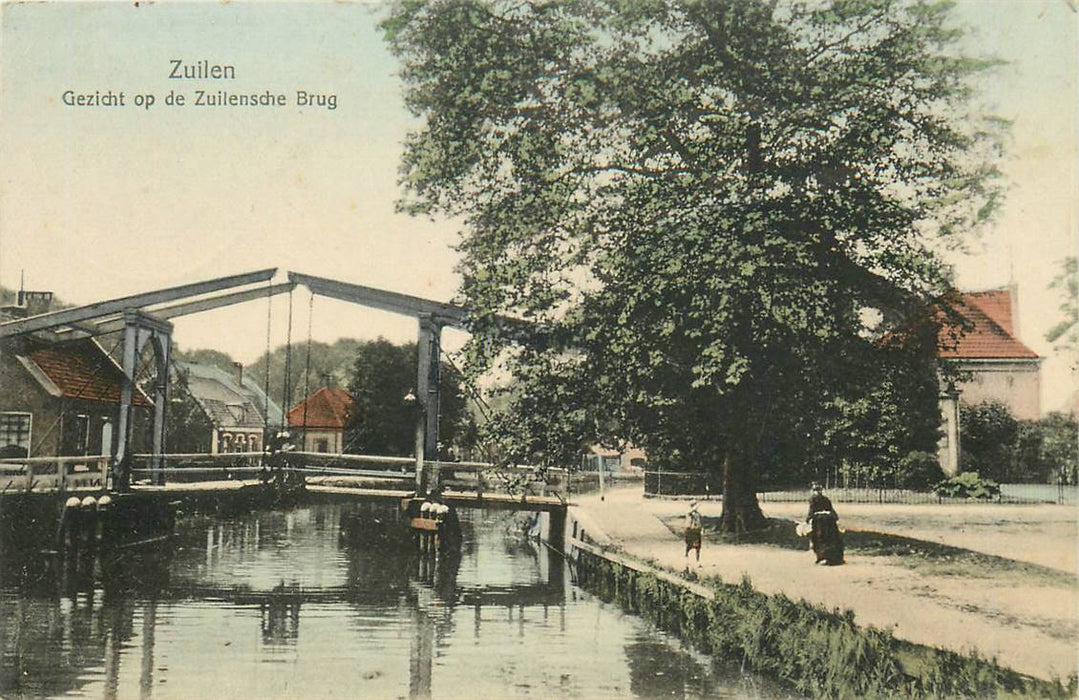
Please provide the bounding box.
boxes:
[538,504,1071,699]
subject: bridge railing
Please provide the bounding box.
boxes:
[0,455,109,493]
[130,452,266,482]
[289,451,569,499]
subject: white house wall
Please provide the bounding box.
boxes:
[955,360,1041,420]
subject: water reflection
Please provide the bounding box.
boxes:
[1,502,787,699]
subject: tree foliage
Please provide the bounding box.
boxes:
[165,366,215,454]
[344,339,472,457]
[248,338,369,412]
[383,0,1003,529]
[962,401,1078,484]
[958,400,1017,481]
[1046,256,1077,352]
[172,347,237,375]
[958,399,1074,485]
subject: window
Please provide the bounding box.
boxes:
[0,412,32,458]
[61,414,90,456]
[316,439,329,453]
[227,404,246,423]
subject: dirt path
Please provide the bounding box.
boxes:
[760,501,1077,574]
[571,486,1079,682]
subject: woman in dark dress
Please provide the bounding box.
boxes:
[806,483,844,565]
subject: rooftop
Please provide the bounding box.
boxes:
[176,361,284,429]
[19,338,151,406]
[938,288,1038,361]
[287,387,353,430]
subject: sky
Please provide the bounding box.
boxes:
[0,0,1075,412]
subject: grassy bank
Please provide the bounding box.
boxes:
[575,548,1075,699]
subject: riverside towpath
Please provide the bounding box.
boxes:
[570,485,1078,682]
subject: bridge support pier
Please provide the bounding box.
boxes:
[546,508,566,551]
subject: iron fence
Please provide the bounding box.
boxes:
[643,470,1077,505]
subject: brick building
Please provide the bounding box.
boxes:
[0,336,150,459]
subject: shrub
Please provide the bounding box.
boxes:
[934,471,1000,500]
[895,451,946,490]
[959,401,1019,481]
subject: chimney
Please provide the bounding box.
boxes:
[233,362,244,388]
[19,290,53,317]
[1008,282,1021,340]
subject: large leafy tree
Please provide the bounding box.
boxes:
[344,339,471,457]
[383,0,1002,530]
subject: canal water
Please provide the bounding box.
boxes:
[1,501,785,699]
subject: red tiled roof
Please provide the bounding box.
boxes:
[287,387,353,429]
[25,339,152,406]
[964,288,1014,335]
[938,289,1038,360]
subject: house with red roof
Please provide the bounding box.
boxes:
[287,387,354,453]
[937,286,1041,473]
[0,335,151,459]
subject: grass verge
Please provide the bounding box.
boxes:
[575,548,1076,699]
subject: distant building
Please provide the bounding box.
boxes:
[175,361,283,454]
[937,286,1041,473]
[287,387,354,453]
[584,445,648,473]
[0,335,150,458]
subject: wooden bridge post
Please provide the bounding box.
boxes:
[110,311,173,491]
[110,318,140,491]
[415,314,442,495]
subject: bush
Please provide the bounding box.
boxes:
[934,472,1000,500]
[895,451,946,490]
[959,401,1019,481]
[1033,412,1078,485]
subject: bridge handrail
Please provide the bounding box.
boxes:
[288,451,566,476]
[127,451,567,476]
[290,452,413,467]
[129,466,266,474]
[294,465,415,479]
[0,455,110,466]
[132,452,265,461]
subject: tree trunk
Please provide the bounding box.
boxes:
[719,452,768,533]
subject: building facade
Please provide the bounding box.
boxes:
[174,361,283,454]
[0,335,151,459]
[937,286,1041,474]
[287,387,354,453]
